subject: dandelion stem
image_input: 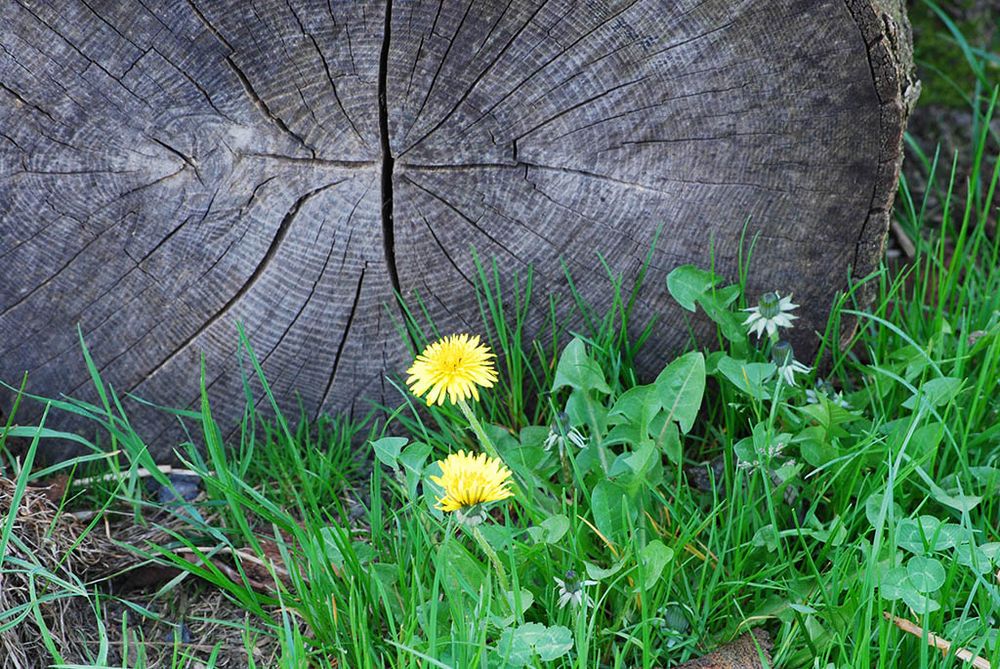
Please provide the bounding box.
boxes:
[457,399,501,461]
[471,525,509,592]
[457,399,537,517]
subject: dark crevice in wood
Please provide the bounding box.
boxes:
[378,0,402,301]
[397,0,547,160]
[285,0,367,147]
[236,152,375,168]
[319,261,366,417]
[402,174,523,264]
[184,0,316,158]
[127,180,342,393]
[0,82,56,123]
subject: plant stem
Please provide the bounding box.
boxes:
[457,399,538,518]
[457,399,501,460]
[471,525,509,592]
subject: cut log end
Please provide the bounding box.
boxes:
[0,0,915,458]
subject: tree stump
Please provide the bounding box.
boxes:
[0,0,916,459]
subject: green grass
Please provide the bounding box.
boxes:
[3,8,1000,669]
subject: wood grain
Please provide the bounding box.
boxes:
[0,0,916,458]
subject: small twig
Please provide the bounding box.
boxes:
[890,220,917,259]
[71,465,199,487]
[884,612,992,669]
[174,545,302,590]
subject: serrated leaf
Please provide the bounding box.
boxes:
[655,351,705,434]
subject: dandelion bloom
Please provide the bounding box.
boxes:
[406,334,498,406]
[430,450,513,513]
[743,291,798,340]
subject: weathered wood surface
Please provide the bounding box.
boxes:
[0,0,916,458]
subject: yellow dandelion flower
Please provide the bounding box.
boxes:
[430,450,513,513]
[406,334,498,406]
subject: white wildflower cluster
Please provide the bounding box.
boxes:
[736,440,786,471]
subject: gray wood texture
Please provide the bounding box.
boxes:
[0,0,916,459]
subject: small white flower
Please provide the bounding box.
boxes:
[543,412,587,456]
[771,340,811,388]
[554,570,597,609]
[743,291,798,340]
[778,358,811,387]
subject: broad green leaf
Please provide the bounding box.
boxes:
[906,556,945,592]
[585,559,624,581]
[479,524,516,552]
[696,284,746,344]
[639,540,674,589]
[716,356,775,400]
[491,589,535,628]
[591,480,631,542]
[371,436,407,468]
[896,516,938,554]
[655,351,706,434]
[438,540,485,596]
[398,441,431,474]
[624,439,658,477]
[878,566,909,600]
[864,492,902,529]
[902,377,963,410]
[566,388,608,437]
[398,441,433,499]
[553,338,610,394]
[497,623,573,666]
[928,481,982,513]
[609,384,660,433]
[901,589,941,614]
[650,416,682,465]
[752,524,780,552]
[666,265,720,312]
[980,543,1000,561]
[797,426,838,468]
[955,543,993,575]
[528,514,570,545]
